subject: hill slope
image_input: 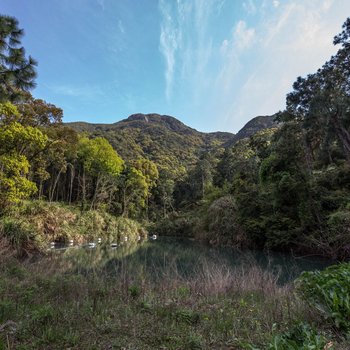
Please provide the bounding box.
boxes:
[225,115,279,147]
[67,113,279,175]
[67,113,234,176]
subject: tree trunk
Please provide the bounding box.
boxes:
[332,112,350,165]
[49,168,63,203]
[90,174,101,210]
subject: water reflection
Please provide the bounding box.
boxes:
[45,236,334,284]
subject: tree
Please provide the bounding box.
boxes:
[0,102,47,211]
[0,15,37,102]
[285,17,350,166]
[118,166,148,218]
[17,95,63,127]
[129,158,159,218]
[77,136,124,209]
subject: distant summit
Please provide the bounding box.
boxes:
[116,113,201,135]
[66,113,234,174]
[225,115,279,147]
[66,113,278,172]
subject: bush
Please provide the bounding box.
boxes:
[296,262,350,332]
[0,217,42,256]
[153,215,197,237]
[200,195,248,247]
[267,322,332,350]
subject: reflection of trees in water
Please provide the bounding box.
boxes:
[42,238,333,284]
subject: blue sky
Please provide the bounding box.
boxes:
[2,0,350,132]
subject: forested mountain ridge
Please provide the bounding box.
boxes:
[66,113,234,175]
[66,113,278,174]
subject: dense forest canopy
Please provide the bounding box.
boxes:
[0,14,350,260]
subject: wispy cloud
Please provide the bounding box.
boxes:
[159,0,180,100]
[118,19,125,34]
[233,20,255,51]
[49,84,104,98]
[157,0,349,132]
[219,0,347,131]
[158,0,222,102]
[243,0,257,15]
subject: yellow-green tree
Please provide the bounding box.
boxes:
[77,136,124,209]
[0,103,47,211]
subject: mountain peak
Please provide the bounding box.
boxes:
[225,114,279,147]
[118,113,196,134]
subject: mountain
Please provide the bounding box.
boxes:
[225,115,279,147]
[66,113,279,175]
[67,113,234,176]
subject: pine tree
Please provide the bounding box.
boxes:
[0,15,37,102]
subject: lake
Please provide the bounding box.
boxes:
[45,236,334,285]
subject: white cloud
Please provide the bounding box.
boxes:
[219,0,350,131]
[50,84,104,98]
[159,0,219,102]
[159,0,180,100]
[234,20,256,50]
[157,0,350,132]
[273,0,280,8]
[216,20,255,94]
[243,0,257,15]
[118,20,125,34]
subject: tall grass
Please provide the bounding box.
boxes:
[0,200,147,257]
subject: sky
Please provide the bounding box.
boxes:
[2,0,350,133]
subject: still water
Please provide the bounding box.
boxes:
[48,236,333,284]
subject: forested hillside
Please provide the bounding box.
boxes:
[1,14,350,261]
[67,113,234,177]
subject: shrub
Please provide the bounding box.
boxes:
[0,217,42,256]
[296,262,350,331]
[200,195,248,247]
[267,322,332,350]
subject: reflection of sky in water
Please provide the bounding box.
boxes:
[47,237,334,285]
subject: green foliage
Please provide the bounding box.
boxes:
[0,15,37,102]
[128,284,141,299]
[78,136,124,178]
[0,201,147,254]
[153,214,198,237]
[296,262,350,331]
[175,308,200,325]
[31,304,54,326]
[0,106,48,210]
[0,154,37,207]
[0,101,20,121]
[267,322,331,350]
[68,114,231,183]
[200,195,248,247]
[0,217,41,255]
[17,96,63,127]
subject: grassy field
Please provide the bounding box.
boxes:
[0,249,348,350]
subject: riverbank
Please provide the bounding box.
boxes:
[0,245,349,349]
[0,200,148,258]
